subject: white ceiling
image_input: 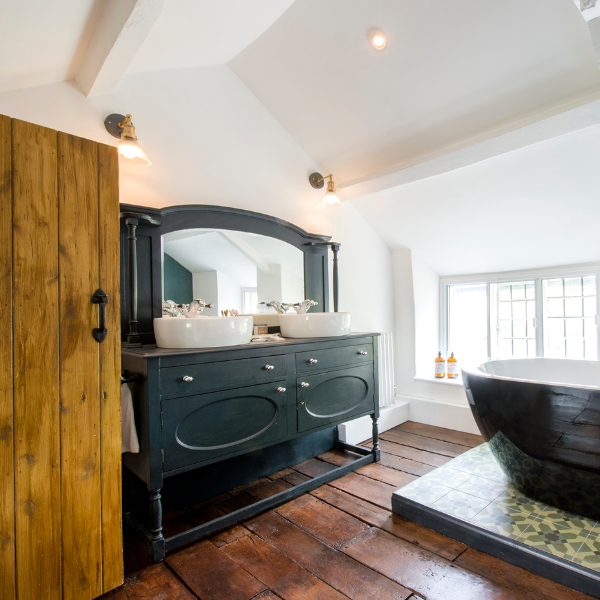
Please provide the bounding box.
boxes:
[127,0,296,73]
[351,123,600,276]
[0,0,103,93]
[231,0,600,184]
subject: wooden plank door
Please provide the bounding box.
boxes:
[0,114,15,600]
[3,116,122,599]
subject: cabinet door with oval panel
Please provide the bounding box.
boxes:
[162,382,289,471]
[297,364,375,432]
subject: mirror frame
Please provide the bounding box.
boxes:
[120,204,338,345]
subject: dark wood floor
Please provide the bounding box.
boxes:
[101,422,593,600]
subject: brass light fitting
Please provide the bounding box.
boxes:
[104,113,151,167]
[309,172,343,207]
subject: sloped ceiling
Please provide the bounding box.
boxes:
[0,0,104,93]
[230,0,600,184]
[352,123,600,275]
[127,0,296,72]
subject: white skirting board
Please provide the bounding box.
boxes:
[406,396,480,435]
[338,400,409,445]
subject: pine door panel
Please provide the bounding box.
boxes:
[4,116,122,599]
[12,119,62,600]
[0,114,15,600]
[98,143,123,592]
[58,132,103,599]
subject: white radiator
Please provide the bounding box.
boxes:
[377,332,396,407]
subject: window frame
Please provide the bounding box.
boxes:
[440,263,600,361]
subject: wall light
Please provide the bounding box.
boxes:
[369,29,387,51]
[309,172,343,207]
[104,113,151,166]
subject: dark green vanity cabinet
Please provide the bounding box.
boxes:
[122,333,380,562]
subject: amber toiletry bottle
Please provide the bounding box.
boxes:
[435,351,445,378]
[447,352,458,379]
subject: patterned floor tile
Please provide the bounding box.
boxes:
[430,490,489,521]
[456,474,508,502]
[449,448,508,481]
[470,503,537,539]
[587,523,600,540]
[573,537,600,572]
[493,487,547,516]
[539,506,596,534]
[420,466,473,487]
[518,520,588,560]
[395,478,451,506]
[398,443,600,572]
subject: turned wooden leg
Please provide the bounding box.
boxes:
[371,413,381,461]
[149,488,165,562]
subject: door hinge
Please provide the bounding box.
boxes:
[161,449,164,463]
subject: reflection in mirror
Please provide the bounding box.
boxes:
[162,228,304,317]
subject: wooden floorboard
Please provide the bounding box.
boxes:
[396,421,484,448]
[246,511,412,600]
[377,451,437,476]
[381,429,470,457]
[310,485,468,561]
[103,422,593,600]
[342,528,522,600]
[166,540,267,600]
[377,439,454,467]
[274,494,370,549]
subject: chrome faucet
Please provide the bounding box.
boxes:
[266,301,292,315]
[292,299,318,314]
[185,299,214,318]
[162,299,214,318]
[162,300,182,317]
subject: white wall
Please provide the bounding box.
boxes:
[257,264,282,306]
[331,204,395,335]
[217,271,242,314]
[193,271,219,316]
[412,253,441,378]
[392,248,478,433]
[0,65,395,338]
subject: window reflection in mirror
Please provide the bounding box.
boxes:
[162,228,304,316]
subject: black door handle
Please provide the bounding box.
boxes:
[92,289,109,343]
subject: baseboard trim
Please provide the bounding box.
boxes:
[338,400,409,445]
[406,395,479,435]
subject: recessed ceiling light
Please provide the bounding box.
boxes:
[369,30,387,51]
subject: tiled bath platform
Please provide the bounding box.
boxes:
[393,443,600,599]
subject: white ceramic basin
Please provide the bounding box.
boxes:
[154,316,253,349]
[279,312,351,338]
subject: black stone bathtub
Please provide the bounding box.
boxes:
[462,358,600,520]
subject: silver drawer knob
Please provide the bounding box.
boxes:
[301,382,310,388]
[182,376,193,382]
[264,365,275,370]
[309,358,318,364]
[359,351,368,356]
[277,387,286,393]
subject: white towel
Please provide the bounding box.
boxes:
[121,382,140,454]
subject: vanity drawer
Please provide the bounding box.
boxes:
[297,363,374,432]
[160,355,287,396]
[162,381,289,471]
[296,342,373,374]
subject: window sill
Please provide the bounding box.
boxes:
[413,375,464,387]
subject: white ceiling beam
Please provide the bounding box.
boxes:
[573,0,600,21]
[75,0,164,97]
[340,91,600,202]
[216,231,271,274]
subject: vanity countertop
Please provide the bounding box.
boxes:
[122,332,380,359]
